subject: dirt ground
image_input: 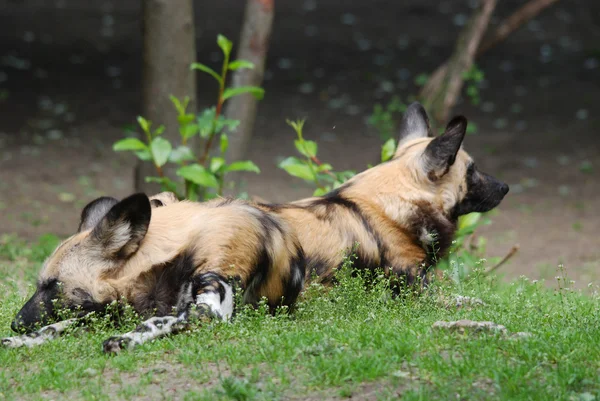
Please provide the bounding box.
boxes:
[0,0,598,287]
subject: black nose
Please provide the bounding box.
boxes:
[11,318,22,333]
[500,183,509,195]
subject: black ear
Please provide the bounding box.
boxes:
[78,196,119,232]
[394,102,432,156]
[423,116,467,177]
[91,193,151,259]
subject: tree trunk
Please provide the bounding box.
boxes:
[420,0,497,125]
[136,0,197,193]
[420,0,559,125]
[223,0,274,164]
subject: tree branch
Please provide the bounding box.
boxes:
[419,0,560,122]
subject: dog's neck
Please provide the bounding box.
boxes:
[343,178,458,264]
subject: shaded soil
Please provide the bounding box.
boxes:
[0,0,599,287]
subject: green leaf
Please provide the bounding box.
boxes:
[226,161,260,174]
[178,113,196,127]
[145,176,179,194]
[153,125,165,136]
[294,139,317,158]
[135,149,152,161]
[180,123,199,141]
[177,164,219,188]
[216,117,240,133]
[190,63,222,84]
[217,34,233,58]
[210,157,226,173]
[414,73,429,87]
[316,163,333,172]
[169,145,195,164]
[313,187,330,197]
[113,138,148,152]
[220,134,229,154]
[169,95,190,116]
[222,86,264,101]
[228,60,255,71]
[279,157,315,182]
[286,119,306,139]
[197,108,216,138]
[381,138,396,162]
[455,212,483,237]
[137,116,151,134]
[150,137,172,167]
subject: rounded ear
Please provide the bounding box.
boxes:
[78,196,119,232]
[91,193,151,260]
[423,116,467,177]
[393,102,432,157]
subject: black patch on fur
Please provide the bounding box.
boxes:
[280,245,306,308]
[78,196,118,232]
[409,201,457,268]
[134,324,152,333]
[12,279,62,333]
[92,193,152,260]
[424,116,467,173]
[306,255,331,280]
[307,185,385,273]
[191,272,227,303]
[132,251,204,317]
[451,163,509,218]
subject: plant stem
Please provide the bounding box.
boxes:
[200,52,230,166]
[310,155,338,180]
[143,126,165,178]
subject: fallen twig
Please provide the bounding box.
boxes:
[485,244,520,275]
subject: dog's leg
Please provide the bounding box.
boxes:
[1,318,78,349]
[102,272,234,353]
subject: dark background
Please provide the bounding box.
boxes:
[0,0,598,286]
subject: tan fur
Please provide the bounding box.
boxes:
[265,138,471,282]
[39,198,303,313]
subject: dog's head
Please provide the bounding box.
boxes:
[391,102,509,218]
[11,193,152,333]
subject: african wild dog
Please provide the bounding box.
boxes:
[257,102,509,287]
[3,193,304,353]
[122,103,508,288]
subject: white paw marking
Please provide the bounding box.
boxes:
[1,319,78,349]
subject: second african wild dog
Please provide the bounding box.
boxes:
[4,193,304,352]
[260,102,509,286]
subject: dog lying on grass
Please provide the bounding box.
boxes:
[1,102,508,353]
[3,193,305,353]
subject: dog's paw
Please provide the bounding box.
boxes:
[1,337,16,348]
[102,336,133,354]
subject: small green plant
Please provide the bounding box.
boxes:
[113,34,263,201]
[278,119,356,196]
[462,64,485,106]
[366,96,407,141]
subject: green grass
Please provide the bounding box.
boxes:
[1,234,599,401]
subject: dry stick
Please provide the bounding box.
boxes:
[485,244,520,275]
[423,0,497,124]
[420,0,560,107]
[478,0,560,54]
